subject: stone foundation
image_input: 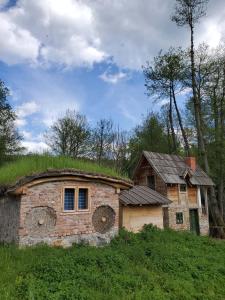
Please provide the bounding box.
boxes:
[19,228,118,248]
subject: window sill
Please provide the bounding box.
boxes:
[60,210,91,215]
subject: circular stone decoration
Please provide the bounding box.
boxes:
[25,206,56,236]
[92,205,116,234]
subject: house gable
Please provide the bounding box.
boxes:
[133,154,167,197]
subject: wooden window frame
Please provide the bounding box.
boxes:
[63,186,76,212]
[77,187,89,212]
[62,185,90,214]
[176,212,184,224]
[147,175,155,190]
[179,184,187,193]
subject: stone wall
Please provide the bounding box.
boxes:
[198,210,209,235]
[0,196,20,243]
[167,202,209,235]
[167,204,190,231]
[18,180,119,247]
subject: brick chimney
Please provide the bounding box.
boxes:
[185,156,196,172]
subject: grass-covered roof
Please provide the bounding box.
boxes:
[0,155,130,186]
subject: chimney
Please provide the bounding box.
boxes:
[185,156,196,172]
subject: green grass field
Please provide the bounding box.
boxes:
[0,155,128,186]
[0,226,225,300]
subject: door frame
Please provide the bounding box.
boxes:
[189,208,200,235]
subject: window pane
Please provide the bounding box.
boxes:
[64,188,75,210]
[79,188,88,210]
[180,184,186,192]
[176,212,183,224]
[147,176,155,190]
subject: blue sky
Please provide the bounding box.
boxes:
[0,0,224,152]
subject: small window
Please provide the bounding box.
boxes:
[180,184,187,192]
[147,175,155,190]
[64,188,75,211]
[176,212,183,224]
[78,188,88,210]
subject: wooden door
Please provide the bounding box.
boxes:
[189,209,200,235]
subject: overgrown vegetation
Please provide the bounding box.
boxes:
[0,154,129,186]
[0,80,23,164]
[0,226,225,300]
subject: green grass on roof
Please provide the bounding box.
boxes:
[0,155,129,186]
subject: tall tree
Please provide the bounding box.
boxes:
[172,0,208,162]
[143,48,190,154]
[127,113,171,175]
[201,45,225,221]
[91,119,114,164]
[0,80,23,164]
[172,0,225,236]
[111,127,129,173]
[45,110,90,158]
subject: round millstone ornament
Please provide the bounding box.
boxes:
[92,205,116,234]
[25,206,57,236]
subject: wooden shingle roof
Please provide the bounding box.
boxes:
[119,185,171,206]
[134,151,214,186]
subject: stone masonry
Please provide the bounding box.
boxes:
[0,196,20,243]
[18,180,120,247]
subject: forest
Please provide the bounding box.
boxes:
[0,0,224,236]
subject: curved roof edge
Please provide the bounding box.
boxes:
[4,168,133,196]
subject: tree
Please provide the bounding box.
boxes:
[143,48,190,154]
[172,0,208,162]
[91,119,114,164]
[127,113,171,175]
[111,127,129,172]
[45,110,90,158]
[172,0,225,236]
[0,80,23,164]
[199,45,225,221]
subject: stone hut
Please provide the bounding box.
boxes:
[0,169,132,247]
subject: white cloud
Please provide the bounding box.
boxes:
[0,0,9,8]
[22,141,50,153]
[159,99,169,106]
[177,87,192,97]
[20,130,50,153]
[21,130,32,140]
[15,100,39,127]
[15,118,27,127]
[16,101,39,118]
[1,0,225,70]
[0,0,106,67]
[0,14,39,65]
[200,21,222,48]
[99,71,127,84]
